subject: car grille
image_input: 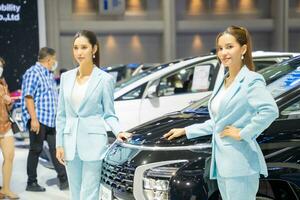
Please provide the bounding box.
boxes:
[101,160,135,193]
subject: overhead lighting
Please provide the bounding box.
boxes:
[187,0,205,15]
[73,0,94,13]
[214,0,230,14]
[297,1,300,12]
[238,0,256,14]
[126,0,144,12]
[193,34,203,50]
[106,35,117,50]
[131,35,142,50]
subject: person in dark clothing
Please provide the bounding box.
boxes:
[21,47,68,192]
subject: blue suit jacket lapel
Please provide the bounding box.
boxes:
[65,68,78,114]
[78,67,103,111]
[217,66,248,119]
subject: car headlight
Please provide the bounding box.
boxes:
[143,167,178,200]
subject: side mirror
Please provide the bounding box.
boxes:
[147,85,158,98]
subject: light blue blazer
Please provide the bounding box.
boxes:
[185,66,279,179]
[56,67,121,161]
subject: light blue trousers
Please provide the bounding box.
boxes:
[217,174,259,200]
[66,152,102,200]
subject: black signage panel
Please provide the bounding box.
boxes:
[0,0,39,91]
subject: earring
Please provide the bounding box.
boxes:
[241,55,244,60]
[93,54,95,58]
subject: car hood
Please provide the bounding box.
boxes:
[126,111,211,147]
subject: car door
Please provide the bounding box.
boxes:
[139,59,221,125]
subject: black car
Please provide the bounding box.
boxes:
[100,56,300,200]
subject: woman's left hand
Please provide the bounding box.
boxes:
[3,94,12,104]
[220,126,241,140]
[117,132,132,142]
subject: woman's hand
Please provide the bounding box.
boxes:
[220,126,241,140]
[3,94,12,104]
[117,132,132,142]
[56,147,65,165]
[164,128,186,140]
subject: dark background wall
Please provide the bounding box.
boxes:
[0,0,39,91]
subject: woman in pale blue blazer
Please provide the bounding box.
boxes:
[164,26,279,200]
[55,30,131,200]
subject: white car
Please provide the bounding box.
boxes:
[114,52,299,130]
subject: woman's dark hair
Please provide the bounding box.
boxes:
[73,30,100,67]
[0,56,5,67]
[0,56,5,80]
[216,26,255,71]
[38,47,56,61]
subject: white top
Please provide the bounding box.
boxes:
[211,83,233,116]
[71,78,90,111]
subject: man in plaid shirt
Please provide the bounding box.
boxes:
[21,47,68,192]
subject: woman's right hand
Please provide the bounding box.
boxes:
[56,147,65,166]
[163,128,186,140]
[117,132,132,142]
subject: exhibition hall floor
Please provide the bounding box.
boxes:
[0,139,69,200]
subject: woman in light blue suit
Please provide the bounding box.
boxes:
[164,26,279,200]
[55,30,131,200]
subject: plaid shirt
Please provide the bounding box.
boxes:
[21,62,58,129]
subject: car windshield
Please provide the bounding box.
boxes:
[115,57,197,91]
[115,65,162,91]
[183,56,300,113]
